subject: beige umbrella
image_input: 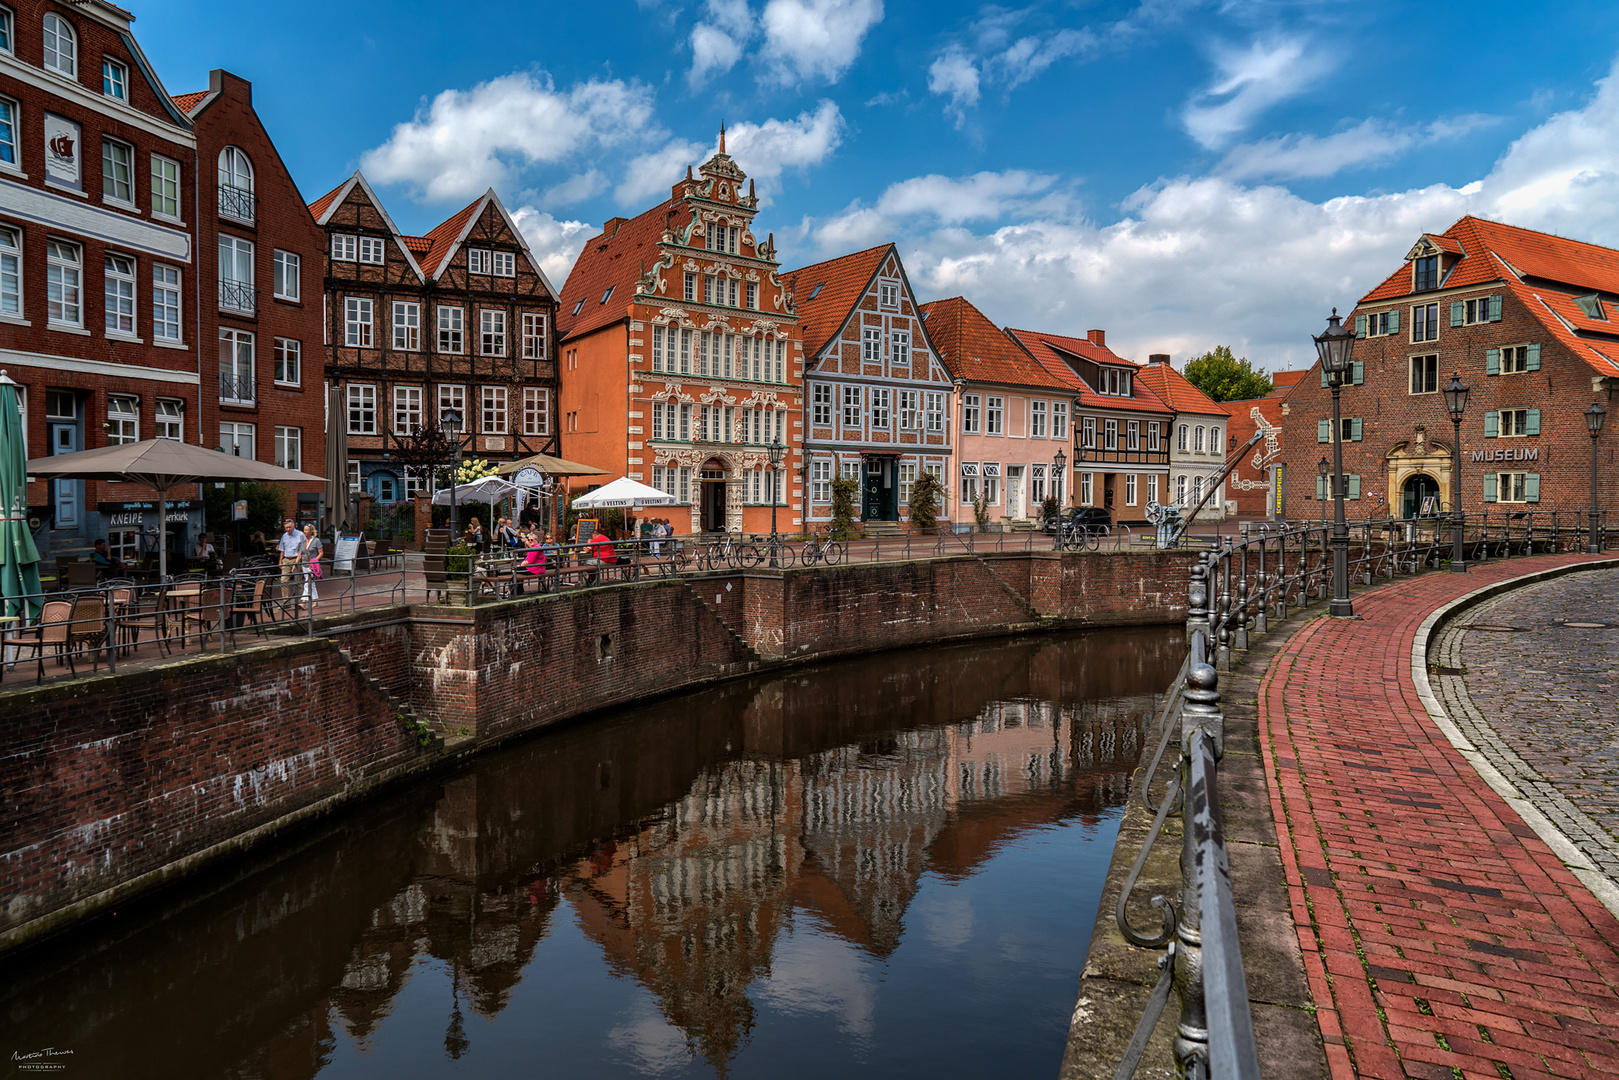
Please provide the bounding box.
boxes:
[325,385,354,534]
[26,439,324,581]
[494,452,612,478]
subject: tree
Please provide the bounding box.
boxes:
[829,476,859,539]
[390,423,457,496]
[1183,346,1273,402]
[907,471,944,532]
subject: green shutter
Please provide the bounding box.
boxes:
[1489,295,1503,321]
[1484,411,1498,437]
[1485,348,1500,375]
[1318,419,1330,443]
[1352,360,1365,385]
[1316,475,1326,499]
[1321,367,1329,388]
[1483,474,1498,502]
[1525,473,1540,502]
[1347,474,1362,499]
[1387,309,1400,334]
[1526,343,1541,371]
[1450,301,1465,327]
[1355,315,1367,338]
[1351,417,1363,441]
[1525,408,1541,435]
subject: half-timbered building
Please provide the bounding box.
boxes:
[788,244,952,528]
[309,172,559,502]
[556,134,801,535]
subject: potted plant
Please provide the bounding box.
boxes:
[444,541,475,604]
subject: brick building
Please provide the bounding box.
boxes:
[918,296,1072,528]
[1137,357,1228,520]
[556,135,801,535]
[309,173,559,503]
[1005,328,1173,524]
[789,244,952,527]
[1220,370,1302,519]
[1,1,319,562]
[1279,217,1619,520]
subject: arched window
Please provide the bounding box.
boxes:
[1177,424,1188,451]
[218,147,254,221]
[43,14,75,76]
[1211,426,1221,451]
[1192,475,1203,503]
[1194,425,1205,452]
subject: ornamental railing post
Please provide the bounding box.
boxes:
[1174,654,1222,1074]
[1187,553,1210,646]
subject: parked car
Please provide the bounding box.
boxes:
[1044,506,1112,534]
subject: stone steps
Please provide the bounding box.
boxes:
[337,646,443,753]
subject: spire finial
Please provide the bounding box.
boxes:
[720,121,726,154]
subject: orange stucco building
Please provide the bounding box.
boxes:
[557,137,803,534]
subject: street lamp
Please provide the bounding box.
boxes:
[1586,400,1607,553]
[1443,372,1470,572]
[1317,456,1330,528]
[1052,447,1068,548]
[768,439,785,566]
[1313,308,1356,617]
[441,407,464,540]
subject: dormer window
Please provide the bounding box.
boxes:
[1413,255,1439,292]
[1574,294,1607,320]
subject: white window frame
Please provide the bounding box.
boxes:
[357,236,385,265]
[480,309,506,356]
[522,386,550,436]
[151,264,181,341]
[0,227,20,317]
[899,389,919,431]
[102,57,127,100]
[812,383,832,426]
[467,248,491,275]
[273,426,301,472]
[481,386,508,435]
[0,8,13,57]
[217,147,254,222]
[346,383,377,435]
[331,234,357,262]
[219,421,255,461]
[392,301,420,351]
[1500,345,1531,375]
[43,13,75,77]
[878,281,899,310]
[104,252,135,336]
[926,391,946,434]
[218,327,255,405]
[985,396,1004,436]
[218,234,254,313]
[155,397,183,441]
[842,385,862,429]
[437,305,464,353]
[521,312,547,359]
[344,297,373,348]
[0,95,17,172]
[150,154,181,220]
[1030,400,1047,438]
[862,326,881,362]
[492,251,515,277]
[46,239,81,327]
[393,385,422,433]
[1409,353,1439,395]
[871,387,890,430]
[101,137,134,205]
[271,250,300,302]
[106,393,137,445]
[273,337,300,386]
[963,393,981,434]
[437,384,465,427]
[811,460,832,502]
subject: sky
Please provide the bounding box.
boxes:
[137,0,1619,369]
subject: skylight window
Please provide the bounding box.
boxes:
[808,282,825,301]
[572,299,585,316]
[600,285,614,304]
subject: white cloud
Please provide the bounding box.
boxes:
[542,169,610,207]
[926,19,1097,125]
[509,206,595,284]
[995,28,1097,90]
[794,54,1619,369]
[760,0,884,84]
[615,138,706,207]
[689,0,755,85]
[362,72,657,202]
[726,101,846,187]
[928,48,980,127]
[1217,115,1499,182]
[1182,36,1328,150]
[875,170,1060,224]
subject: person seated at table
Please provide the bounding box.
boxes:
[584,528,617,586]
[497,517,521,550]
[464,517,484,550]
[515,530,547,593]
[92,539,126,576]
[194,534,220,572]
[244,531,267,558]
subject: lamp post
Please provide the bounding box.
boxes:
[1317,456,1329,529]
[441,407,463,540]
[1052,447,1068,549]
[767,438,784,566]
[1443,372,1470,572]
[1313,309,1356,617]
[1587,401,1608,553]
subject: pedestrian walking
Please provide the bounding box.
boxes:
[301,525,324,607]
[276,519,305,597]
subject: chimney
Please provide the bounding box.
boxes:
[1148,353,1169,365]
[1087,329,1106,347]
[602,216,627,238]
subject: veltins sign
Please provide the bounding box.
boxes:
[43,113,80,190]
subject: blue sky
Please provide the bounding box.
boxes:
[139,0,1619,367]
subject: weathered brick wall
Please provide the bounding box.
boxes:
[0,638,420,944]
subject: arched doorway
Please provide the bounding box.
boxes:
[1402,473,1439,518]
[699,458,728,532]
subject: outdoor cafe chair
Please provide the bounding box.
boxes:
[230,577,269,636]
[120,584,172,658]
[3,600,71,683]
[65,596,109,676]
[64,562,98,591]
[178,587,223,648]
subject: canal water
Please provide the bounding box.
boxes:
[5,627,1182,1080]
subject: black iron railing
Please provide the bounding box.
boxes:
[218,183,256,224]
[218,278,255,315]
[218,370,255,405]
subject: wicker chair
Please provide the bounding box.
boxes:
[65,596,108,676]
[120,585,173,658]
[4,600,72,683]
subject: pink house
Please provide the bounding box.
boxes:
[920,297,1077,527]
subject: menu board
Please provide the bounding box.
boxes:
[333,533,364,573]
[573,519,597,547]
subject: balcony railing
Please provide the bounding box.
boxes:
[219,183,256,224]
[219,370,255,406]
[218,279,255,316]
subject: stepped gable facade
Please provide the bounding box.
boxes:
[1006,327,1174,524]
[788,244,952,527]
[1280,216,1619,519]
[918,296,1073,527]
[310,173,559,503]
[1136,358,1229,521]
[556,133,802,535]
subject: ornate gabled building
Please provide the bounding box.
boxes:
[787,244,953,527]
[556,132,802,535]
[309,173,559,503]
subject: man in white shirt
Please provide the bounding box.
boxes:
[276,519,305,594]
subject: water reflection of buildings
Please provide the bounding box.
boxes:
[3,630,1180,1080]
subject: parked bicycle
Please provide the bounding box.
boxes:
[758,534,797,568]
[799,529,847,566]
[703,531,763,570]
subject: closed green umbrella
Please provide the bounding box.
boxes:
[0,371,42,620]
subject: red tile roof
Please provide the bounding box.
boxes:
[1004,327,1175,414]
[1358,216,1619,377]
[172,90,207,114]
[1136,362,1224,415]
[558,199,683,341]
[786,245,893,360]
[1269,370,1306,393]
[917,297,1072,390]
[414,196,484,279]
[306,178,349,223]
[402,236,433,254]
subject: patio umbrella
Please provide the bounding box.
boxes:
[26,439,324,582]
[431,476,522,505]
[494,452,611,478]
[325,385,353,534]
[0,371,42,620]
[569,477,677,509]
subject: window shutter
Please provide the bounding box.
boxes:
[1352,360,1365,385]
[1525,408,1541,435]
[1316,475,1326,499]
[1485,348,1500,375]
[1317,419,1330,443]
[1387,310,1400,334]
[1347,474,1362,499]
[1321,367,1329,388]
[1484,411,1498,438]
[1355,315,1367,338]
[1351,418,1363,441]
[1489,295,1503,321]
[1450,301,1464,327]
[1525,473,1541,502]
[1526,343,1541,371]
[1483,474,1497,502]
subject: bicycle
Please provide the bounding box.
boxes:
[1061,522,1102,551]
[759,534,797,568]
[799,529,846,566]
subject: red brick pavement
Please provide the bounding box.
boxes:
[1258,553,1619,1080]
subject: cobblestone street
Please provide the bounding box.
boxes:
[1435,569,1619,885]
